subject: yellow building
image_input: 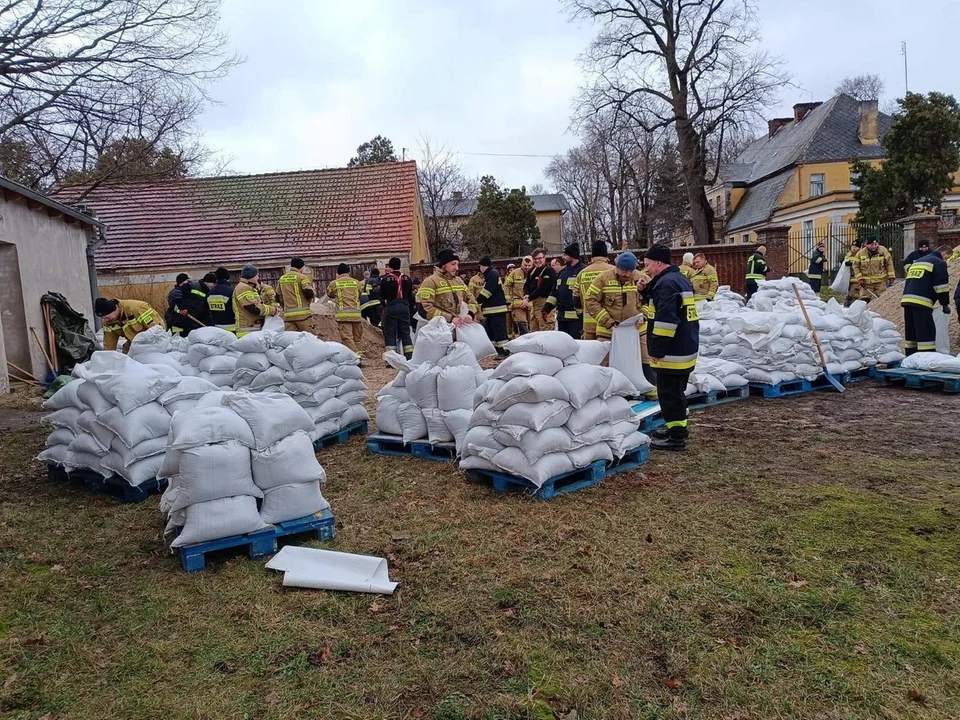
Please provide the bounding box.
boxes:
[708,95,894,268]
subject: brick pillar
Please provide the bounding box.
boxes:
[899,214,939,252]
[755,225,790,280]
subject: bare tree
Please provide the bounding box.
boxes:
[570,0,788,244]
[835,74,885,102]
[416,138,476,259]
[0,0,239,189]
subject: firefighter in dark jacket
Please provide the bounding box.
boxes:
[807,241,826,293]
[745,245,769,301]
[166,273,210,336]
[524,248,557,331]
[206,267,236,332]
[901,251,950,354]
[477,256,509,355]
[642,244,700,452]
[360,268,382,328]
[545,243,586,338]
[380,257,415,359]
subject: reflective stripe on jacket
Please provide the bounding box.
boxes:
[583,267,649,339]
[234,280,276,336]
[807,250,826,279]
[102,299,161,352]
[645,265,699,373]
[326,273,362,322]
[476,267,508,315]
[853,246,895,283]
[545,260,585,320]
[206,281,235,331]
[901,255,950,309]
[575,258,612,330]
[416,268,477,322]
[746,252,768,281]
[689,263,718,301]
[279,268,314,320]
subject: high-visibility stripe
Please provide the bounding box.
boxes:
[904,340,918,348]
[653,321,677,337]
[934,284,951,293]
[215,323,237,332]
[190,289,206,298]
[746,274,765,280]
[483,305,508,314]
[563,310,579,320]
[665,419,688,429]
[650,352,698,370]
[808,274,822,279]
[917,342,937,350]
[901,295,934,308]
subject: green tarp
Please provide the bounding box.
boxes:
[40,292,96,372]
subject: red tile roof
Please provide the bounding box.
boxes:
[57,162,421,272]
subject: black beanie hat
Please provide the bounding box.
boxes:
[436,248,459,266]
[478,255,491,267]
[202,272,217,284]
[215,267,230,282]
[176,273,190,285]
[563,243,581,260]
[370,268,380,277]
[337,263,350,274]
[94,297,117,317]
[645,244,672,264]
[291,257,305,269]
[591,240,608,258]
[388,257,401,270]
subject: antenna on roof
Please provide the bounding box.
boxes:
[900,41,909,93]
[402,148,408,161]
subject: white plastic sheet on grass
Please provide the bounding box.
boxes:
[266,546,398,594]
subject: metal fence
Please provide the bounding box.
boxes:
[787,223,904,279]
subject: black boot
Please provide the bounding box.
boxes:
[651,435,686,451]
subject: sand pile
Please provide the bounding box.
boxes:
[870,257,960,355]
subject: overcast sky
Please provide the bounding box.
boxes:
[200,0,958,191]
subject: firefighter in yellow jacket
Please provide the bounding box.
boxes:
[416,248,478,325]
[468,270,486,324]
[278,257,318,334]
[233,264,279,337]
[853,236,896,302]
[326,263,363,353]
[503,255,532,335]
[574,241,613,339]
[95,297,162,353]
[689,253,719,301]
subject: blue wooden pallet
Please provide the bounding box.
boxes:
[85,474,168,504]
[178,509,336,573]
[465,444,650,501]
[46,463,70,483]
[868,360,903,378]
[366,432,458,462]
[843,366,874,384]
[872,367,960,393]
[687,385,750,408]
[748,377,814,398]
[313,420,368,450]
[631,400,666,432]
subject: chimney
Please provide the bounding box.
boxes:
[858,100,879,146]
[793,101,822,122]
[452,191,463,201]
[767,117,792,138]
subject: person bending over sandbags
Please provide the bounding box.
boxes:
[95,297,162,353]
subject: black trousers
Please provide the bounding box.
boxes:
[383,301,413,358]
[808,277,822,293]
[483,312,509,350]
[903,304,936,355]
[362,306,381,328]
[515,321,529,336]
[745,280,759,301]
[558,318,582,339]
[656,371,691,438]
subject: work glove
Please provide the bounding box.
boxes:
[943,305,951,315]
[857,278,865,287]
[888,278,896,287]
[179,309,188,316]
[541,312,549,322]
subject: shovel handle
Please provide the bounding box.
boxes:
[792,284,829,368]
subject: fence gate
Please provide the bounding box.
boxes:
[788,222,904,280]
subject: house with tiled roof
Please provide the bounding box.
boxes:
[58,161,428,297]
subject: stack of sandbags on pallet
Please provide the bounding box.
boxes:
[37,351,184,487]
[687,357,750,394]
[126,326,189,373]
[160,392,330,546]
[747,277,826,313]
[459,331,649,487]
[712,285,746,311]
[180,327,241,386]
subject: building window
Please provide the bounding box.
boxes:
[809,173,825,197]
[802,220,815,256]
[741,233,750,244]
[850,169,862,189]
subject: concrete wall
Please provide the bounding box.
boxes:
[0,196,95,387]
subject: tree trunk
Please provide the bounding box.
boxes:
[674,117,716,244]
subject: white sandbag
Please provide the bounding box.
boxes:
[335,365,365,380]
[223,393,315,450]
[250,366,286,390]
[68,433,107,457]
[64,450,104,473]
[251,431,325,489]
[264,347,293,371]
[499,400,573,431]
[423,408,454,444]
[283,337,338,372]
[284,361,337,384]
[399,403,428,443]
[437,365,478,412]
[553,365,608,409]
[490,376,570,410]
[505,331,579,359]
[101,453,164,486]
[474,379,506,407]
[342,403,369,426]
[441,409,472,455]
[203,372,235,388]
[491,352,563,380]
[411,317,454,364]
[109,435,168,467]
[170,495,269,547]
[468,401,502,428]
[830,262,852,294]
[570,339,610,366]
[459,454,500,474]
[42,380,87,411]
[455,321,497,360]
[171,441,261,511]
[313,418,340,439]
[186,343,226,366]
[142,363,182,378]
[232,331,273,353]
[565,398,611,435]
[900,351,960,373]
[308,397,350,423]
[188,326,238,348]
[609,314,655,395]
[337,390,366,406]
[259,481,330,524]
[326,343,360,365]
[98,402,171,448]
[94,365,179,414]
[437,342,481,370]
[609,431,650,458]
[135,352,184,370]
[236,353,272,372]
[518,426,577,464]
[37,445,71,466]
[605,395,637,423]
[568,442,614,468]
[377,384,410,403]
[168,406,256,449]
[335,379,366,396]
[405,363,441,409]
[383,351,416,373]
[599,367,640,399]
[878,351,905,364]
[45,428,76,447]
[376,395,403,436]
[77,410,117,450]
[491,447,575,487]
[461,425,504,455]
[127,325,173,355]
[158,376,220,405]
[88,350,134,374]
[934,310,951,355]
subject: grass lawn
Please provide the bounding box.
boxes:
[1,384,958,719]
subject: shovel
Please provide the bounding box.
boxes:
[792,285,845,393]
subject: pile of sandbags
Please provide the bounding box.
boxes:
[459,331,649,487]
[37,351,209,487]
[231,330,369,442]
[160,392,331,546]
[698,277,904,384]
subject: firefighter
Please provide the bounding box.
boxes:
[416,248,477,325]
[165,273,210,337]
[277,257,318,334]
[584,252,652,382]
[379,257,415,359]
[233,264,278,337]
[842,241,862,306]
[641,244,700,451]
[476,256,509,355]
[853,236,896,302]
[901,251,950,355]
[545,243,585,339]
[95,297,162,353]
[524,248,557,331]
[326,263,364,353]
[504,256,532,336]
[360,268,382,328]
[689,253,718,301]
[206,267,236,333]
[903,239,931,273]
[468,269,486,325]
[679,252,695,279]
[575,241,613,339]
[745,245,769,301]
[950,245,960,262]
[504,263,517,337]
[807,241,826,293]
